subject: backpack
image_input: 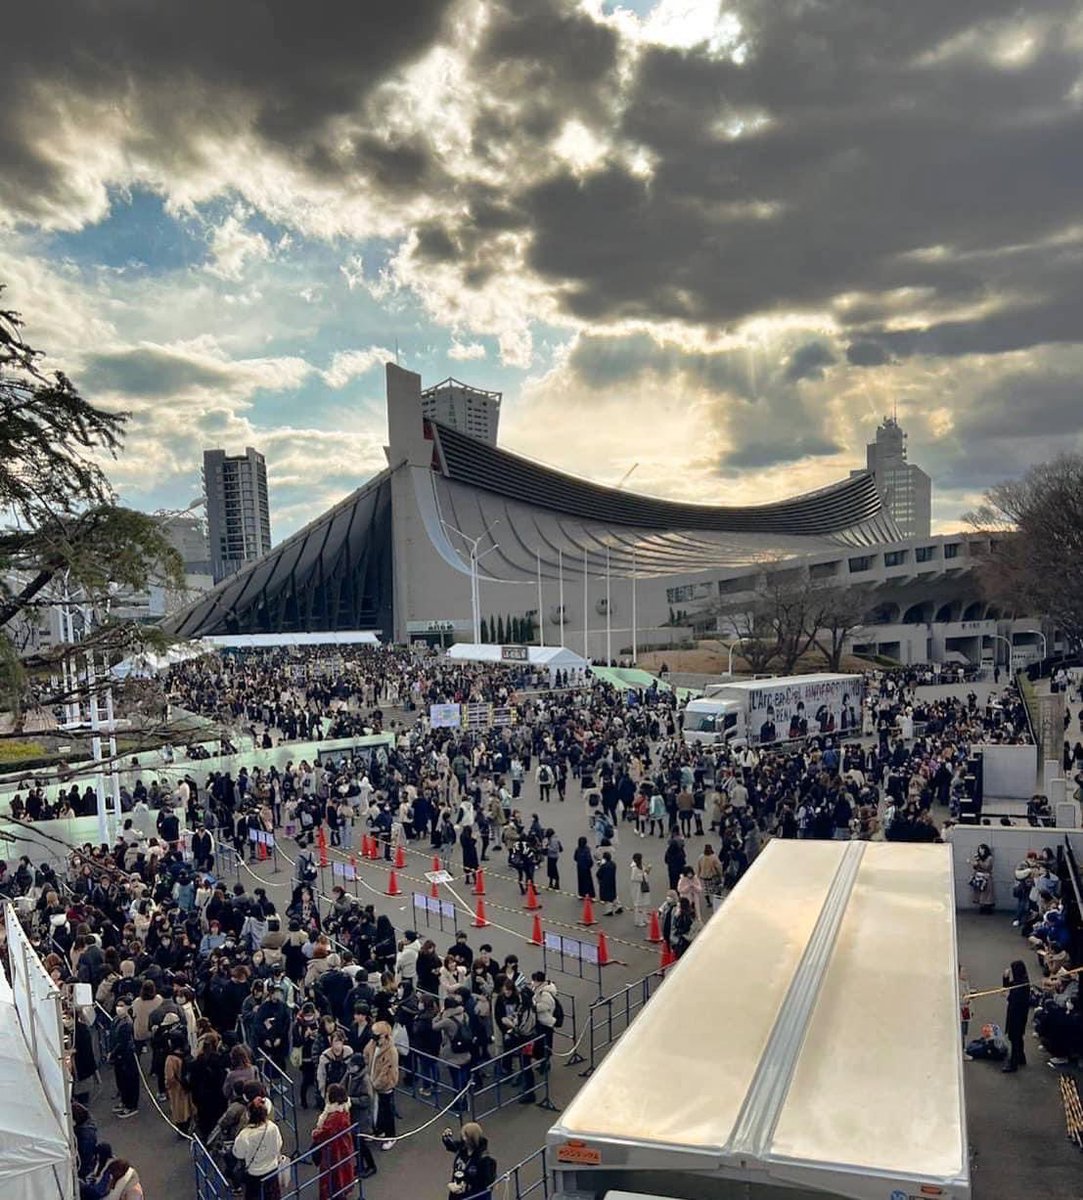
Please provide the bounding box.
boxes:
[324,1054,349,1087]
[552,995,565,1029]
[449,1017,474,1056]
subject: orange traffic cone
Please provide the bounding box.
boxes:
[659,942,675,971]
[432,854,442,873]
[386,870,401,897]
[596,931,611,966]
[317,828,329,868]
[472,898,489,928]
[579,896,597,926]
[395,844,406,869]
[529,914,544,946]
[360,834,371,858]
[472,869,485,896]
[257,840,268,862]
[367,834,379,860]
[646,909,662,943]
[430,877,440,900]
[524,881,541,910]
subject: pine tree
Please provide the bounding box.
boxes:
[496,615,506,642]
[480,617,489,643]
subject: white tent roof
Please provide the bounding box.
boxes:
[445,643,588,668]
[549,841,968,1200]
[0,969,72,1200]
[111,640,211,679]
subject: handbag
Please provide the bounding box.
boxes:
[289,1045,303,1069]
[276,1155,292,1189]
[639,878,650,894]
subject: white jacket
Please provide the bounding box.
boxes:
[533,982,558,1029]
[232,1120,282,1179]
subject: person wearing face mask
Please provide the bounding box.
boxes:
[441,1122,497,1200]
[363,1020,400,1150]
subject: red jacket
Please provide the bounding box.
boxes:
[311,1107,356,1200]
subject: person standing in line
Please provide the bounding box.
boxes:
[109,1002,140,1119]
[364,1020,400,1150]
[543,829,562,890]
[696,843,724,911]
[309,1082,357,1200]
[630,853,651,927]
[1002,959,1031,1074]
[597,850,623,916]
[574,837,596,900]
[231,1098,283,1200]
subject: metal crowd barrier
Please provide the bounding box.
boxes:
[575,969,665,1078]
[257,1047,300,1154]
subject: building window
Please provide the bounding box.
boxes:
[848,555,873,573]
[915,546,936,563]
[944,543,960,559]
[883,550,908,567]
[809,561,840,580]
[667,584,694,603]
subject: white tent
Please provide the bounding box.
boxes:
[445,643,589,678]
[0,967,72,1200]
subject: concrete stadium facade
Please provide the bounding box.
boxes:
[168,364,1046,669]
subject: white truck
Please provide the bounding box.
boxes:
[681,672,862,748]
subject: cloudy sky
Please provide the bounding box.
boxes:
[3,0,1082,539]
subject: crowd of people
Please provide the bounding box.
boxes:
[0,644,1063,1200]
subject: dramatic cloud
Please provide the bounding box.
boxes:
[4,0,1083,535]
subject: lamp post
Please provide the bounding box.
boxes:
[441,521,500,644]
[631,547,637,666]
[989,632,1014,673]
[1019,629,1048,660]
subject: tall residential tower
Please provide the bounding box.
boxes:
[203,447,272,582]
[420,378,502,444]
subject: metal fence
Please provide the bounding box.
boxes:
[575,969,665,1078]
[258,1048,300,1154]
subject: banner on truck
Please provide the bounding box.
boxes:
[746,677,860,746]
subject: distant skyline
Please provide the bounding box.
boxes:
[3,1,1082,540]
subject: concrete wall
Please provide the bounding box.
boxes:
[978,744,1039,799]
[946,823,1083,911]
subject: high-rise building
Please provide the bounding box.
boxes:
[203,447,272,582]
[859,416,931,538]
[421,378,502,444]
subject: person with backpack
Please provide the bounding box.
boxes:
[493,979,537,1104]
[434,994,473,1110]
[316,1034,351,1106]
[530,971,562,1073]
[441,1121,497,1200]
[543,829,562,890]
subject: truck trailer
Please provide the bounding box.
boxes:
[547,840,968,1200]
[682,672,863,748]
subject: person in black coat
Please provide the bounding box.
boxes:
[665,833,687,890]
[1002,959,1031,1072]
[460,825,479,885]
[596,851,622,916]
[442,1121,497,1200]
[573,838,595,900]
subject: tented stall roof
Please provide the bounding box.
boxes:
[0,967,72,1200]
[203,631,381,649]
[445,644,588,669]
[548,841,968,1200]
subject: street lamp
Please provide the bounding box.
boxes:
[989,632,1014,673]
[1019,629,1048,660]
[441,520,500,644]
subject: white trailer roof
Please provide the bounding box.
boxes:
[549,841,968,1200]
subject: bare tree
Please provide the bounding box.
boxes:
[812,584,869,671]
[965,454,1083,649]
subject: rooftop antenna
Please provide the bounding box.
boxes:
[394,338,400,365]
[616,462,639,489]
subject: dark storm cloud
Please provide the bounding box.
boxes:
[784,342,836,382]
[954,370,1083,440]
[846,341,893,368]
[722,435,841,471]
[0,0,453,221]
[80,347,234,398]
[514,0,1083,355]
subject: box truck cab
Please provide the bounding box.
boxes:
[681,697,741,747]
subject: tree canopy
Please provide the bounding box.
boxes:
[966,454,1083,648]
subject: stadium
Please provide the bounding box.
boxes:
[168,365,1041,669]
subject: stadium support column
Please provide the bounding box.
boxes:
[537,551,545,648]
[387,363,438,643]
[631,548,637,665]
[583,549,589,662]
[558,549,565,650]
[605,546,611,666]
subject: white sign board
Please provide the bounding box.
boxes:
[430,703,461,729]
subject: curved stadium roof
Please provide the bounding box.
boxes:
[165,420,899,638]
